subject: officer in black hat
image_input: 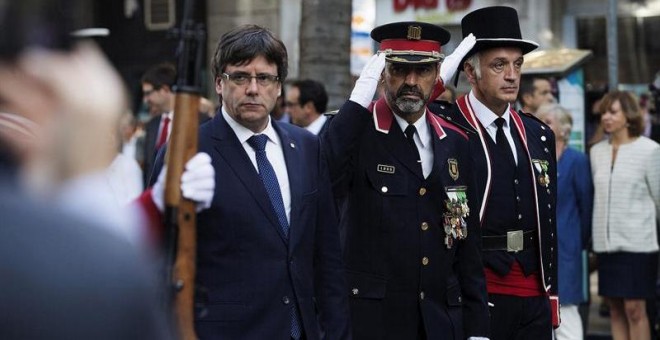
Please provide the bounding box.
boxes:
[431,6,559,340]
[322,21,491,339]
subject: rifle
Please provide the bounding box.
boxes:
[163,0,205,339]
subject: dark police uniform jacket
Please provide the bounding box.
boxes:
[322,99,489,339]
[431,95,559,308]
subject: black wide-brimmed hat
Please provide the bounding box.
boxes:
[371,21,450,64]
[459,6,538,70]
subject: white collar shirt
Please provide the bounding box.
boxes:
[469,91,517,164]
[393,111,433,178]
[222,107,291,223]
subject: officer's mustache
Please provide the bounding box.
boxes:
[396,85,423,99]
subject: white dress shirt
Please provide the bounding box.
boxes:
[222,108,291,223]
[393,112,433,178]
[305,114,328,135]
[470,91,518,164]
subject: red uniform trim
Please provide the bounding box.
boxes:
[379,39,441,53]
[484,261,544,297]
[136,188,164,243]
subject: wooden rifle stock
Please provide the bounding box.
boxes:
[164,93,199,340]
[163,0,205,338]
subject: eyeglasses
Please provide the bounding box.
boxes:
[221,72,280,87]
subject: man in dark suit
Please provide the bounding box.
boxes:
[141,62,177,187]
[151,25,349,340]
[322,21,489,339]
[430,6,559,340]
[286,79,330,135]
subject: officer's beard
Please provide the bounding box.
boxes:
[388,84,427,119]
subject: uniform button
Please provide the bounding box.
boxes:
[516,196,521,202]
[549,218,552,224]
[419,187,427,196]
[458,296,462,303]
[420,291,425,300]
[381,186,388,193]
[544,148,549,153]
[549,262,553,268]
[282,296,290,305]
[548,203,552,209]
[541,126,546,130]
[514,179,519,185]
[422,257,429,265]
[518,214,522,220]
[541,136,547,142]
[547,189,551,195]
[421,222,429,231]
[551,232,554,238]
[351,288,359,296]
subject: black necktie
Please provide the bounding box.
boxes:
[495,117,515,164]
[404,124,423,175]
[246,134,302,339]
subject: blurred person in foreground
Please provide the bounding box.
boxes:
[149,24,349,339]
[590,90,660,340]
[537,103,593,340]
[323,20,490,339]
[431,6,559,339]
[0,0,175,337]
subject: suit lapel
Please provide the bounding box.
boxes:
[210,115,288,244]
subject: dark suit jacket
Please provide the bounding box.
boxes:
[322,99,489,339]
[431,95,558,298]
[153,114,350,340]
[0,178,172,340]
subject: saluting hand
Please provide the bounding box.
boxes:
[439,33,476,84]
[349,52,386,108]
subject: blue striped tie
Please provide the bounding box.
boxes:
[247,134,302,339]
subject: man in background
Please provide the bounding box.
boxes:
[286,79,330,135]
[517,75,555,114]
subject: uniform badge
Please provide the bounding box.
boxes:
[447,158,459,181]
[532,159,550,187]
[377,164,396,174]
[443,186,469,249]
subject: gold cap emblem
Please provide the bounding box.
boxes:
[407,25,422,40]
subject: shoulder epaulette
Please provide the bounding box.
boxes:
[517,109,550,129]
[432,111,477,135]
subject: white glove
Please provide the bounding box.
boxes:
[151,152,215,213]
[439,33,476,84]
[350,52,386,108]
[181,152,215,211]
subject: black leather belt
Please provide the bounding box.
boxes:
[482,230,537,252]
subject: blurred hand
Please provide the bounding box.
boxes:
[151,152,215,213]
[349,52,386,108]
[0,42,127,190]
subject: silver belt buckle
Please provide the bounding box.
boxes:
[507,230,524,252]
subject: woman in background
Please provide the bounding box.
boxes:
[537,104,593,340]
[591,91,660,340]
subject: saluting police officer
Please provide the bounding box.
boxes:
[430,6,559,340]
[322,22,490,339]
